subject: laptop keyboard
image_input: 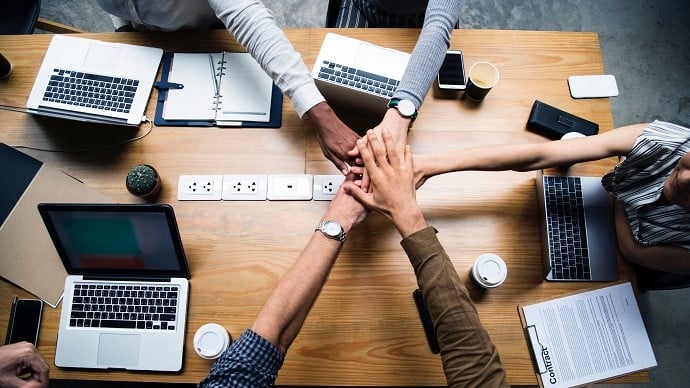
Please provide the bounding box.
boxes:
[42,68,139,113]
[69,283,179,331]
[317,61,398,98]
[544,176,591,280]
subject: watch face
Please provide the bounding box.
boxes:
[323,221,342,236]
[397,99,415,117]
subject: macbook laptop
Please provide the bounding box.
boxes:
[27,35,163,126]
[37,203,190,371]
[536,172,619,281]
[311,33,411,115]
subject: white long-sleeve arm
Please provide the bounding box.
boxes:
[208,0,325,117]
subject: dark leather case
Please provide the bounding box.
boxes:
[526,100,599,140]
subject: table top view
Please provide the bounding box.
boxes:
[0,28,647,386]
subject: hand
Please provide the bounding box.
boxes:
[347,108,410,190]
[322,174,369,233]
[306,102,361,175]
[344,129,426,238]
[351,151,430,190]
[0,342,50,388]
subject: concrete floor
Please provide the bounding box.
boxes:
[37,0,690,387]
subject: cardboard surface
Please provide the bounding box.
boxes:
[0,151,110,307]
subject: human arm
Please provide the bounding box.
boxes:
[613,201,690,273]
[250,182,367,352]
[208,0,360,173]
[402,229,508,387]
[411,123,647,188]
[347,0,461,170]
[306,102,362,175]
[200,179,367,386]
[344,129,507,387]
[0,342,50,388]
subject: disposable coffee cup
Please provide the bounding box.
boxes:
[464,61,499,102]
[0,53,12,80]
[561,131,586,140]
[558,132,586,168]
[471,253,507,288]
[194,323,231,360]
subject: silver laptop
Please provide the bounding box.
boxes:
[27,35,163,126]
[311,33,411,115]
[536,172,618,281]
[38,203,190,372]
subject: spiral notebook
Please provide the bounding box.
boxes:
[154,52,282,127]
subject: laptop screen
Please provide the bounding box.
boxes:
[38,203,190,278]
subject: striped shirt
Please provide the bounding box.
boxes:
[602,121,690,250]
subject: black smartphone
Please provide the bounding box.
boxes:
[437,50,466,90]
[412,289,440,354]
[6,297,43,346]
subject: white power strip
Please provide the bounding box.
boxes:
[312,175,345,201]
[222,175,268,201]
[267,174,313,200]
[177,175,223,201]
[178,174,341,201]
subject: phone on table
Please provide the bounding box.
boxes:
[412,289,440,354]
[6,297,43,346]
[437,50,466,90]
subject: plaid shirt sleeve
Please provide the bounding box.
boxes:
[198,329,285,388]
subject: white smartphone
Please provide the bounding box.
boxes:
[437,50,466,90]
[567,75,619,98]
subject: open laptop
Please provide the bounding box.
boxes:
[311,33,411,115]
[37,203,190,371]
[27,35,163,126]
[536,172,619,281]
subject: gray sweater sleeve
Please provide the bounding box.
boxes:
[392,0,463,110]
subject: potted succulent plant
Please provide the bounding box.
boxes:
[126,164,162,199]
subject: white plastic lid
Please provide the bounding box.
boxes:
[472,253,508,288]
[193,323,230,360]
[561,131,586,140]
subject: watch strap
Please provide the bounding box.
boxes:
[388,98,418,120]
[315,220,347,243]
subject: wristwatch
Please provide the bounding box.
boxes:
[388,98,418,120]
[315,220,347,243]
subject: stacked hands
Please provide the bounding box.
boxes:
[343,128,427,239]
[311,102,410,177]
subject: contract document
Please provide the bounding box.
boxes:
[519,282,656,387]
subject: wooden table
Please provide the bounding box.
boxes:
[0,28,647,386]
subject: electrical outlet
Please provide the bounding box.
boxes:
[177,175,223,200]
[267,174,313,200]
[313,175,345,201]
[222,175,268,200]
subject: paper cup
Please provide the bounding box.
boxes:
[464,62,499,102]
[561,131,586,140]
[0,53,12,80]
[194,323,231,360]
[471,253,507,288]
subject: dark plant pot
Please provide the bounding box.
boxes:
[126,164,162,199]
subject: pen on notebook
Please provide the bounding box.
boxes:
[208,54,219,97]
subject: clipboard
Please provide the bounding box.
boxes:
[517,281,656,388]
[153,52,283,128]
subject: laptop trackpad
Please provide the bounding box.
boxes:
[83,44,122,73]
[97,333,140,367]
